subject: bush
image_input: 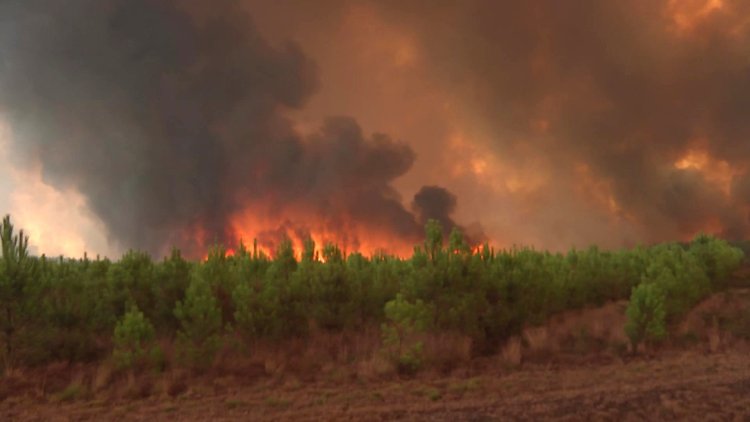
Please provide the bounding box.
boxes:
[689,234,744,287]
[311,243,355,330]
[112,306,161,371]
[0,215,746,373]
[625,282,666,353]
[174,274,223,370]
[232,277,279,340]
[381,294,432,375]
[0,215,39,374]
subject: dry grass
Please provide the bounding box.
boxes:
[680,288,750,351]
[91,361,114,393]
[3,350,749,421]
[499,337,522,367]
[520,300,629,363]
[422,332,473,373]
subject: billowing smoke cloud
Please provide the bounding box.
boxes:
[413,186,458,229]
[412,185,486,245]
[5,0,747,255]
[0,0,474,256]
[366,0,750,244]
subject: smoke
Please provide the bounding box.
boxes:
[4,0,747,255]
[0,0,474,257]
[413,186,457,228]
[362,0,750,245]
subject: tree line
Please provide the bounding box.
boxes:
[0,215,744,375]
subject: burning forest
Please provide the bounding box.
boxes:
[1,0,750,258]
[0,0,483,258]
[2,2,750,420]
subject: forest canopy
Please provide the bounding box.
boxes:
[0,214,744,374]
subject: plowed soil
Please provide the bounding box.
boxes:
[3,350,749,421]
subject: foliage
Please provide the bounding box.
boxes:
[232,273,279,340]
[0,215,38,373]
[174,273,223,370]
[0,214,745,371]
[625,282,667,352]
[381,294,432,375]
[37,255,112,363]
[112,306,161,371]
[689,234,744,287]
[154,248,191,333]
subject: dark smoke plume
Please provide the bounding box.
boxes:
[0,0,474,256]
[369,0,750,244]
[413,186,458,229]
[412,185,485,246]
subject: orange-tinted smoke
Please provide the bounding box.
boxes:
[266,0,750,248]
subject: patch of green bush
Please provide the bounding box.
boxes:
[0,214,745,371]
[174,274,223,370]
[625,282,667,352]
[112,306,162,371]
[381,293,432,375]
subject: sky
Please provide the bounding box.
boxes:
[0,0,749,258]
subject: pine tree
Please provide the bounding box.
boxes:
[424,220,443,264]
[174,274,223,370]
[625,282,666,353]
[381,293,432,375]
[113,306,160,371]
[0,215,38,375]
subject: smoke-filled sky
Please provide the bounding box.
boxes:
[1,0,749,258]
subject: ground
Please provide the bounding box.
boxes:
[3,289,750,421]
[2,350,749,421]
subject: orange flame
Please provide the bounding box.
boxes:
[189,204,421,260]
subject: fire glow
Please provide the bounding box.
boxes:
[667,0,724,33]
[3,0,750,259]
[674,148,743,197]
[223,207,419,259]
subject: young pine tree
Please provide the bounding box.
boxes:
[112,306,161,371]
[232,277,280,341]
[625,282,667,353]
[0,215,38,375]
[174,274,223,370]
[381,293,432,375]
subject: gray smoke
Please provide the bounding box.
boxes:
[0,0,475,256]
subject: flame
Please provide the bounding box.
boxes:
[208,205,419,259]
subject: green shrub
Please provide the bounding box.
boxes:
[689,234,744,287]
[0,214,747,372]
[0,215,39,374]
[232,277,279,340]
[381,294,432,375]
[174,274,223,370]
[112,306,159,371]
[311,243,355,330]
[625,283,666,352]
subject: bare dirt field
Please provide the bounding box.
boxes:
[2,350,749,421]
